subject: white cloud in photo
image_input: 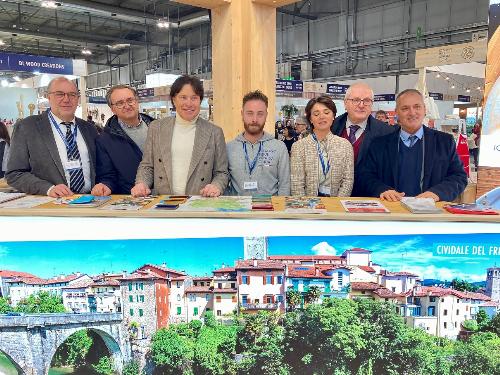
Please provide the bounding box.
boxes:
[404,264,485,283]
[311,241,337,256]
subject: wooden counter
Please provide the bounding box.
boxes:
[0,195,499,223]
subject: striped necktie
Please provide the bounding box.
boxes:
[408,135,417,147]
[62,122,85,193]
[348,125,360,144]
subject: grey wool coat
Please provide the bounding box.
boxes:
[135,116,229,195]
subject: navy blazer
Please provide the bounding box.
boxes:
[331,113,395,196]
[95,113,154,194]
[358,125,468,202]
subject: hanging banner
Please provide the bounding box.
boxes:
[276,79,303,92]
[326,83,349,95]
[0,52,74,75]
[373,94,395,102]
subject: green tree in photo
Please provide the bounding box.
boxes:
[15,291,65,313]
[285,288,301,311]
[192,325,238,375]
[303,286,322,305]
[92,356,114,375]
[283,298,364,374]
[487,313,500,336]
[0,297,12,313]
[52,330,93,369]
[450,278,478,292]
[123,360,140,375]
[237,311,288,375]
[151,327,193,374]
[203,310,217,328]
[452,332,500,375]
[476,309,491,331]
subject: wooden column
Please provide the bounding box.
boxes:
[173,0,300,140]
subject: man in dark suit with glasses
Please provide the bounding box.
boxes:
[6,77,98,197]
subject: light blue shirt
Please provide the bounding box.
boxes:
[399,126,424,147]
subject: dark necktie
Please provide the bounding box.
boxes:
[408,135,417,148]
[63,122,85,193]
[348,125,360,144]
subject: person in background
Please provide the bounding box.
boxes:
[291,95,354,197]
[473,118,482,148]
[92,85,154,195]
[331,82,395,196]
[87,114,102,134]
[359,89,467,202]
[282,125,296,154]
[0,121,10,178]
[226,90,290,196]
[132,75,228,197]
[6,77,98,197]
[295,116,309,140]
[375,109,390,124]
[467,130,479,171]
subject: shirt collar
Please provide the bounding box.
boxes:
[50,111,75,126]
[400,126,424,142]
[118,116,142,129]
[346,116,368,131]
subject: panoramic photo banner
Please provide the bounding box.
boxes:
[0,231,499,374]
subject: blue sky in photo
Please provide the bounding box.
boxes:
[0,233,498,282]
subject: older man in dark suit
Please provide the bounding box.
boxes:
[331,82,395,196]
[358,89,467,202]
[6,77,98,197]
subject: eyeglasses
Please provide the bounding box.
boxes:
[346,98,373,106]
[111,97,138,108]
[48,91,80,100]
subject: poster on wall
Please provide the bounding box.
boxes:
[479,0,500,167]
[0,225,499,374]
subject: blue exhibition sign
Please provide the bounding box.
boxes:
[457,95,471,102]
[429,92,444,100]
[0,52,73,74]
[137,88,155,98]
[326,83,349,95]
[374,94,396,102]
[276,79,303,92]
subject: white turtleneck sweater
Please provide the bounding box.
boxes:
[171,114,198,194]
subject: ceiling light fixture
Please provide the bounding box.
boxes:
[13,75,21,81]
[450,85,455,89]
[41,1,58,8]
[157,19,170,29]
[445,76,450,80]
[0,40,4,46]
[81,48,92,55]
[466,88,471,93]
[436,73,441,78]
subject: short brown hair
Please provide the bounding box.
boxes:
[106,85,138,106]
[396,89,424,107]
[170,75,204,105]
[305,95,337,127]
[242,90,268,108]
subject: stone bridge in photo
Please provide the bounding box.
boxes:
[0,312,129,375]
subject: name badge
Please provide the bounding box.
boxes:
[64,160,81,170]
[318,186,331,195]
[244,181,258,190]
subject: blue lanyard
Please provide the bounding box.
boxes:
[243,141,263,175]
[48,110,78,149]
[312,133,330,177]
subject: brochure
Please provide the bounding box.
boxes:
[101,196,157,211]
[340,199,390,213]
[67,195,112,208]
[0,195,53,208]
[284,197,326,214]
[0,192,26,204]
[444,203,499,215]
[400,197,443,214]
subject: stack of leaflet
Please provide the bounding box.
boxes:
[0,192,26,204]
[154,195,190,210]
[444,203,499,215]
[284,197,326,214]
[251,195,274,211]
[400,197,442,214]
[340,199,390,213]
[65,195,111,208]
[102,196,157,211]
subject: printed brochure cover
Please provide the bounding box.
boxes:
[0,231,499,374]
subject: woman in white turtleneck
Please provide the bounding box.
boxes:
[132,75,229,197]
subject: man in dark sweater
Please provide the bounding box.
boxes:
[358,89,467,202]
[91,85,154,195]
